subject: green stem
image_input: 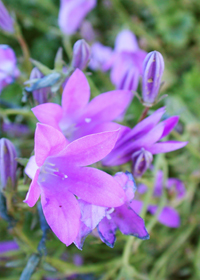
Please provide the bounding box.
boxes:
[0,109,34,118]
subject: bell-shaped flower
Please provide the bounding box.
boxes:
[118,65,140,91]
[131,148,153,178]
[0,138,17,191]
[30,68,51,105]
[71,39,91,70]
[74,172,149,249]
[0,1,14,33]
[24,123,126,246]
[130,170,186,228]
[32,69,133,141]
[58,0,96,35]
[103,107,188,167]
[142,51,165,106]
[0,45,20,93]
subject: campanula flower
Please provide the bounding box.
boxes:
[80,20,95,42]
[71,39,91,70]
[0,138,17,191]
[130,170,186,228]
[142,51,165,106]
[30,68,51,105]
[32,69,133,141]
[0,240,19,254]
[0,1,14,33]
[58,0,96,35]
[89,42,113,71]
[74,172,149,249]
[0,45,20,93]
[24,123,126,246]
[131,148,153,178]
[103,107,188,167]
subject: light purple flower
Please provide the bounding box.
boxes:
[0,45,20,93]
[74,172,149,249]
[0,138,17,191]
[0,1,14,33]
[30,68,51,105]
[71,39,91,70]
[2,122,30,138]
[89,42,113,71]
[0,240,19,254]
[118,65,139,91]
[103,107,188,167]
[32,69,133,141]
[142,51,165,106]
[131,148,153,178]
[80,20,95,42]
[24,123,126,246]
[130,170,186,228]
[58,0,96,35]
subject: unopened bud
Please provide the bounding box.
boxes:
[0,138,17,191]
[72,39,91,70]
[132,148,153,177]
[142,51,164,106]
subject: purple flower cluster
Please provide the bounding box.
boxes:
[23,67,187,248]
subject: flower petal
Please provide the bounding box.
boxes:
[148,141,188,154]
[97,217,117,248]
[114,30,139,53]
[25,156,38,179]
[24,169,41,207]
[32,103,63,131]
[61,69,90,118]
[112,204,149,239]
[160,116,179,139]
[148,205,180,228]
[74,222,92,250]
[129,200,144,214]
[35,123,68,166]
[41,188,80,246]
[61,130,120,166]
[67,167,126,207]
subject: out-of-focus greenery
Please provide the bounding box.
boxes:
[0,0,200,280]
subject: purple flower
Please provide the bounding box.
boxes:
[142,51,165,106]
[80,20,95,42]
[74,172,149,249]
[0,138,17,191]
[118,65,139,91]
[0,240,19,254]
[0,45,20,93]
[2,122,30,138]
[30,68,51,105]
[130,170,186,228]
[58,0,96,35]
[71,39,91,70]
[0,1,14,33]
[32,69,133,141]
[103,107,188,167]
[131,148,153,178]
[24,124,126,246]
[89,42,113,71]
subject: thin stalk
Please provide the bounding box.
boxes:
[138,107,150,123]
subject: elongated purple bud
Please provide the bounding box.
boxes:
[30,67,51,104]
[72,39,91,70]
[142,51,164,106]
[131,148,153,177]
[0,1,14,33]
[118,66,139,91]
[0,138,17,190]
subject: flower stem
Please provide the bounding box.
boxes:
[138,107,149,123]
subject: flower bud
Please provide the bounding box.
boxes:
[0,138,17,190]
[142,51,164,106]
[118,66,139,91]
[72,39,91,70]
[0,1,14,33]
[132,148,153,177]
[30,67,51,104]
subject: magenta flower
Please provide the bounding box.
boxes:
[103,107,188,167]
[0,138,17,191]
[24,123,126,246]
[32,69,133,141]
[74,172,149,249]
[130,170,186,228]
[58,0,96,35]
[0,1,14,33]
[142,51,165,106]
[0,45,20,93]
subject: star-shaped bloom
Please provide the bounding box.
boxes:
[74,172,149,249]
[24,123,126,246]
[32,69,133,141]
[103,107,188,167]
[130,170,186,228]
